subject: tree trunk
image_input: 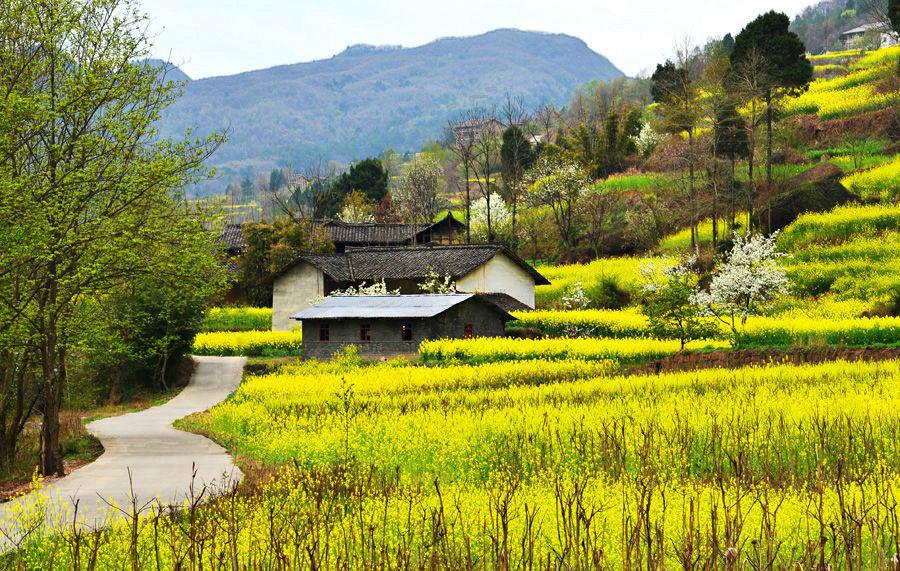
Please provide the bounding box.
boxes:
[747,101,756,234]
[464,162,471,244]
[39,335,65,477]
[688,129,697,254]
[765,90,774,235]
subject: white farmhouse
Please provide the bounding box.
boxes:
[269,245,549,331]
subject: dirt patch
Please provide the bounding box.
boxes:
[790,108,896,146]
[627,346,900,375]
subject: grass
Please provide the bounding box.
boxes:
[200,307,272,332]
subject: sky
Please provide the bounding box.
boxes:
[144,0,815,80]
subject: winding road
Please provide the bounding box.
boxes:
[0,356,244,541]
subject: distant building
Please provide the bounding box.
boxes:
[840,23,898,49]
[214,212,466,255]
[270,244,549,331]
[323,212,465,252]
[291,293,515,360]
[453,117,506,142]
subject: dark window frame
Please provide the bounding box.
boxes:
[359,323,371,342]
[401,322,413,342]
[319,322,330,342]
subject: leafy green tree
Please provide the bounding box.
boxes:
[237,220,334,307]
[731,11,813,230]
[332,158,389,203]
[640,258,717,350]
[525,156,589,260]
[0,0,224,475]
[394,155,446,225]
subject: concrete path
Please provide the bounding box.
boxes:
[0,356,244,541]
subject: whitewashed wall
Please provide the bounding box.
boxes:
[456,253,536,308]
[272,263,324,331]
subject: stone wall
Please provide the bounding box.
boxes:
[301,298,508,360]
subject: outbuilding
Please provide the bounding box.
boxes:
[290,293,515,360]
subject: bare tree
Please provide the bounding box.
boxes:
[470,107,502,243]
[445,112,479,243]
[499,94,534,250]
[534,103,559,144]
[728,47,768,232]
[267,157,337,222]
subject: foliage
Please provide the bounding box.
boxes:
[393,154,446,225]
[0,0,225,475]
[191,330,303,357]
[331,157,389,203]
[640,258,718,349]
[201,307,273,332]
[338,190,376,223]
[525,156,590,257]
[732,11,813,95]
[236,220,334,307]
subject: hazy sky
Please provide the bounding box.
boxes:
[144,0,815,79]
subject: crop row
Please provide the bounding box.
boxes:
[420,336,726,364]
[192,330,302,357]
[510,308,900,347]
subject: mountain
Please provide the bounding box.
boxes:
[154,29,624,194]
[143,59,192,83]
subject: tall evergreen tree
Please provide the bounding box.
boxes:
[332,157,389,203]
[731,11,812,230]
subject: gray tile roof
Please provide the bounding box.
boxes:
[323,212,465,245]
[291,293,477,320]
[324,220,425,244]
[291,245,550,285]
[217,223,247,254]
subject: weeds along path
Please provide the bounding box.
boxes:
[0,356,244,542]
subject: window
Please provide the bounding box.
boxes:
[319,322,330,342]
[464,323,474,339]
[359,323,371,342]
[401,323,413,342]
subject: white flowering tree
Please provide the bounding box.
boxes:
[562,282,590,310]
[419,268,457,294]
[308,279,399,305]
[692,233,790,338]
[469,193,511,243]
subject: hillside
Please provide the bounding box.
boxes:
[154,29,623,193]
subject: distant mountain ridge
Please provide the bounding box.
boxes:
[153,29,624,195]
